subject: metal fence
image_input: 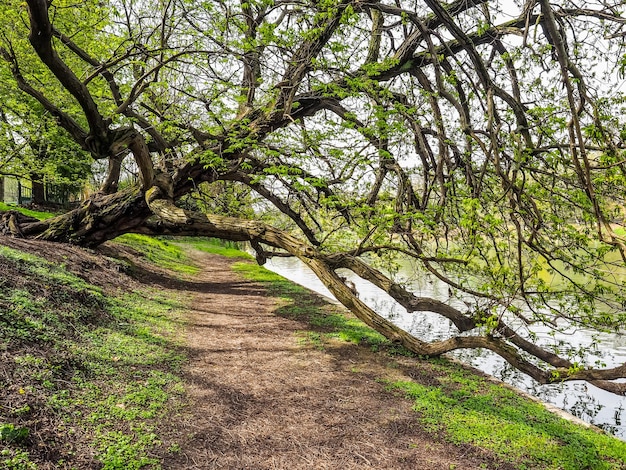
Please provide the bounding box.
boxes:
[1,178,32,205]
[44,183,71,206]
[0,177,78,206]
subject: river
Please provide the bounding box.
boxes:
[264,256,626,439]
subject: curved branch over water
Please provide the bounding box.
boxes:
[1,0,626,395]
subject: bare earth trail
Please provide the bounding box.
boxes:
[162,250,514,470]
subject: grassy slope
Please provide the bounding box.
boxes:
[0,234,192,469]
[1,208,625,469]
[0,203,56,221]
[115,234,201,275]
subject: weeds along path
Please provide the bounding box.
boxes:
[164,250,512,470]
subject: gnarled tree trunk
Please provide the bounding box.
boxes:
[2,0,626,397]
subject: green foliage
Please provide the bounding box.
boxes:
[0,64,92,195]
[0,448,37,470]
[179,181,256,219]
[96,428,161,470]
[0,424,29,444]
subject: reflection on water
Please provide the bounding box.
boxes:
[265,257,626,440]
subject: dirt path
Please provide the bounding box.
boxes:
[163,251,513,469]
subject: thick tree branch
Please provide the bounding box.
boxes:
[25,0,108,141]
[0,47,89,146]
[133,198,626,395]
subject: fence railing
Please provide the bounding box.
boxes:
[2,178,32,205]
[1,177,78,206]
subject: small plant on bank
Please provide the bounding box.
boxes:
[0,424,29,445]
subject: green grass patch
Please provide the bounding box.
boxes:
[0,202,55,220]
[232,261,311,297]
[1,244,187,469]
[296,331,325,349]
[115,235,252,273]
[176,237,254,259]
[0,246,106,345]
[231,261,411,356]
[114,233,199,274]
[386,362,626,469]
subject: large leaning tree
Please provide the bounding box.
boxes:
[2,0,626,393]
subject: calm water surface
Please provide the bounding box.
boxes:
[265,257,626,439]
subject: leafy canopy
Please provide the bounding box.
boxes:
[2,0,626,392]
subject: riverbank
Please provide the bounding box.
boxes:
[265,255,626,438]
[1,233,626,469]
